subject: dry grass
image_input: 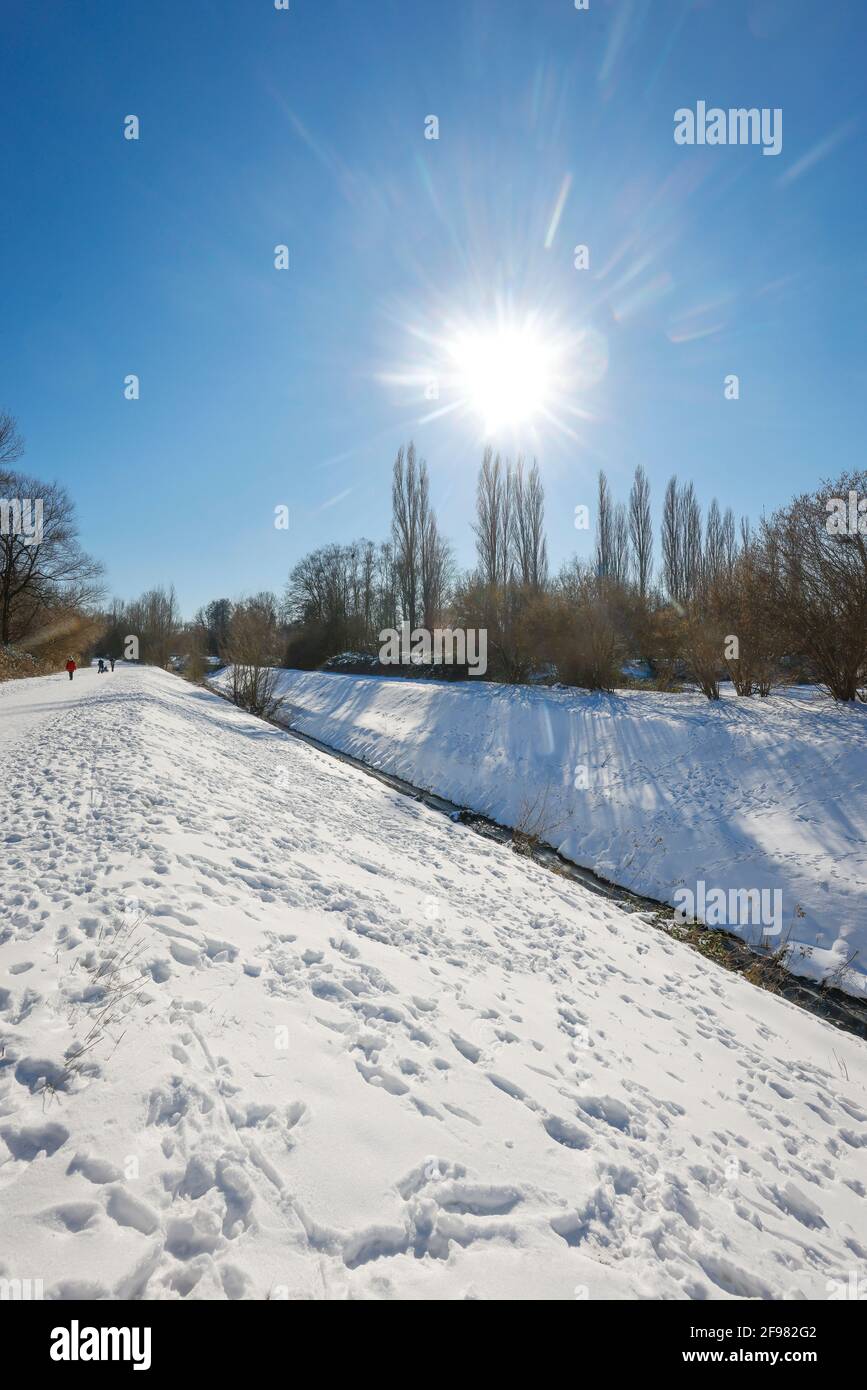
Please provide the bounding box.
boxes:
[40,912,150,1105]
[511,784,567,856]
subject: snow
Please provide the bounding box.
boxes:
[217,669,867,998]
[1,664,866,1301]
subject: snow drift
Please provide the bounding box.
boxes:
[213,669,867,997]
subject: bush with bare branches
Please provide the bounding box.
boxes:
[764,470,867,701]
[225,596,286,718]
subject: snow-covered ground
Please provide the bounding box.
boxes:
[216,669,867,998]
[1,665,866,1301]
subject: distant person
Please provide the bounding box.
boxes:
[97,659,106,674]
[65,657,76,681]
[109,657,115,672]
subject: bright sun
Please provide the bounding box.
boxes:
[448,322,558,435]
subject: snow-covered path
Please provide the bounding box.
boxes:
[1,667,865,1300]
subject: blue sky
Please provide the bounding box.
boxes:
[1,0,865,615]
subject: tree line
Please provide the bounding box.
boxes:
[3,402,865,702]
[279,443,867,702]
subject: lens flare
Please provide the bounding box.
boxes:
[380,302,607,450]
[447,323,558,434]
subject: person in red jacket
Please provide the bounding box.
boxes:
[65,657,76,681]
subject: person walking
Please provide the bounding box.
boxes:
[97,659,106,674]
[109,657,115,672]
[65,657,76,681]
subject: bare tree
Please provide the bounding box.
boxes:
[204,598,233,656]
[125,586,179,667]
[473,448,513,590]
[595,470,613,581]
[611,502,630,586]
[285,539,399,663]
[660,476,702,604]
[512,458,548,590]
[553,560,624,690]
[719,541,787,697]
[374,540,399,637]
[420,508,452,630]
[703,498,724,589]
[225,597,284,718]
[767,469,867,700]
[0,411,25,469]
[391,442,429,629]
[680,482,703,602]
[721,506,738,578]
[177,613,209,683]
[661,475,682,604]
[0,469,104,646]
[680,610,724,699]
[628,464,653,598]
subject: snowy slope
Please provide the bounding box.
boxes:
[1,665,866,1301]
[218,670,867,998]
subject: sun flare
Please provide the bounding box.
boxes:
[382,303,606,447]
[447,322,559,435]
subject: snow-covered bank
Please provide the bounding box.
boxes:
[2,666,867,1301]
[212,669,867,998]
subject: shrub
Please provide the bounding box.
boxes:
[765,470,867,701]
